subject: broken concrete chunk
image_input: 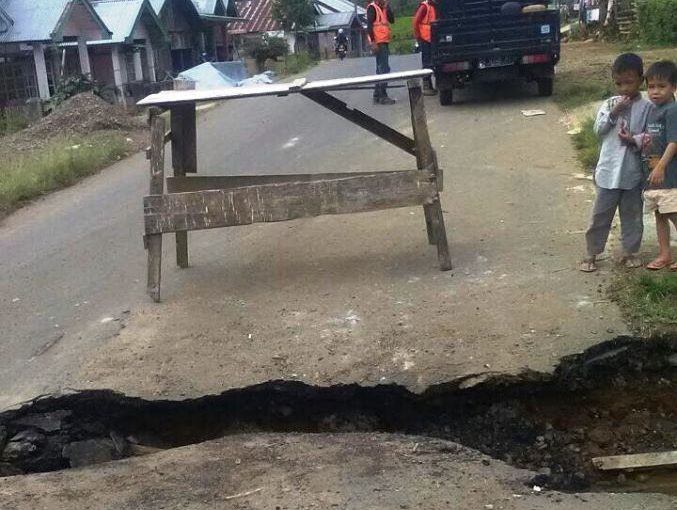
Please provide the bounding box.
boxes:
[13,410,72,432]
[62,439,117,468]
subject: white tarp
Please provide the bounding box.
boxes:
[177,62,275,90]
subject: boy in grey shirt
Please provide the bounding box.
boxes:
[580,53,653,272]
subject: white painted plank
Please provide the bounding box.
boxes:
[136,69,433,106]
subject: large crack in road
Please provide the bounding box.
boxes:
[2,336,677,495]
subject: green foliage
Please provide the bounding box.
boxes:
[0,110,30,136]
[389,0,419,16]
[282,52,317,75]
[244,34,289,72]
[638,0,677,45]
[390,16,416,55]
[571,117,601,171]
[47,74,100,111]
[271,0,315,32]
[0,133,130,211]
[613,272,677,335]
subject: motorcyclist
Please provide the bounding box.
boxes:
[335,28,349,55]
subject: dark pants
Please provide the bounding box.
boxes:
[374,43,390,99]
[420,40,434,88]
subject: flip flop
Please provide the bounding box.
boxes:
[621,256,642,269]
[579,259,597,272]
[670,262,677,272]
[646,259,671,270]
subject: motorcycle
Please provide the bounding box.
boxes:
[336,43,347,61]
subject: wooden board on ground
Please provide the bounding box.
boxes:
[592,451,677,471]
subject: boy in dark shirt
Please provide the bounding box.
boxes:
[638,61,677,270]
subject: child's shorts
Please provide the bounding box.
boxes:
[644,189,677,214]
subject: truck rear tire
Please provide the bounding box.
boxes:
[439,88,453,106]
[537,78,553,97]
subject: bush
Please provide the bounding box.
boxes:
[282,52,316,75]
[638,0,677,45]
[46,74,102,112]
[0,110,30,136]
[390,16,416,55]
[244,35,289,72]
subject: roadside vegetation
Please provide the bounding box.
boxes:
[390,16,415,55]
[0,133,131,213]
[612,272,677,335]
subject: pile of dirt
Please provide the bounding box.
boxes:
[1,92,147,155]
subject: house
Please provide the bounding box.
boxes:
[88,0,167,103]
[229,0,365,59]
[306,0,367,58]
[0,0,111,104]
[192,0,243,61]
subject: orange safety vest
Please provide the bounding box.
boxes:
[368,2,391,44]
[418,0,437,43]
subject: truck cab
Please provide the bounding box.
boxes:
[431,0,560,105]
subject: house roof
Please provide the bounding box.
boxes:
[308,11,355,31]
[0,0,111,44]
[90,0,165,43]
[315,0,365,15]
[229,0,280,34]
[192,0,242,21]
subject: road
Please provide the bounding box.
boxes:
[0,55,626,408]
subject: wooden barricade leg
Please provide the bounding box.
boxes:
[171,81,197,269]
[407,79,452,271]
[147,112,166,301]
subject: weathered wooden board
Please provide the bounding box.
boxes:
[146,113,166,302]
[145,171,436,234]
[137,70,433,107]
[302,90,416,156]
[165,170,441,193]
[592,451,677,471]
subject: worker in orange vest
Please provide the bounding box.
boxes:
[367,0,395,104]
[413,0,438,95]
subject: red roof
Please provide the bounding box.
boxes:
[230,0,281,34]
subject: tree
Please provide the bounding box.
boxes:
[243,34,289,72]
[271,0,315,48]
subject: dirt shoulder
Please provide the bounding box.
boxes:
[1,433,674,510]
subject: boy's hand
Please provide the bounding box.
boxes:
[610,96,632,120]
[648,164,666,187]
[618,126,634,145]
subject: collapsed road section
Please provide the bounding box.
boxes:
[1,336,676,495]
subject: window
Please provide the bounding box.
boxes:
[0,56,38,104]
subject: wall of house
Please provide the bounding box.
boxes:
[61,1,108,40]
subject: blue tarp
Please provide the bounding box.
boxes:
[177,61,275,90]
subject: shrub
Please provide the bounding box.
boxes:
[638,0,677,45]
[244,35,289,72]
[283,52,316,75]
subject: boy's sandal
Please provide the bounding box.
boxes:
[621,256,642,269]
[646,258,671,270]
[579,258,597,272]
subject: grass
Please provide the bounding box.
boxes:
[280,52,317,76]
[390,16,416,55]
[0,110,30,136]
[612,272,677,335]
[571,117,600,172]
[0,132,131,212]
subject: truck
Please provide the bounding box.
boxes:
[431,0,561,105]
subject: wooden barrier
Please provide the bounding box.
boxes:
[138,70,451,301]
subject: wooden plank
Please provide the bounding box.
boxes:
[408,79,452,271]
[592,451,677,471]
[165,170,434,193]
[144,171,436,235]
[301,90,416,156]
[146,113,166,302]
[136,70,433,106]
[170,95,195,269]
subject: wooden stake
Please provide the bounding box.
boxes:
[592,451,677,471]
[147,112,166,302]
[408,79,452,270]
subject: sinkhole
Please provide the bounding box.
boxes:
[2,336,677,495]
